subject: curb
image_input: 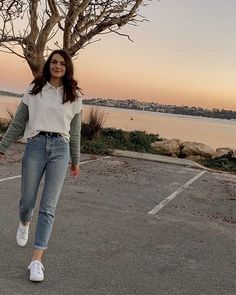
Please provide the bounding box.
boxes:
[15,142,233,175]
[111,149,206,170]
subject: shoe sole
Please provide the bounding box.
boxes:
[16,241,27,247]
[29,276,44,282]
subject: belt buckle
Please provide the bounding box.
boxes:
[46,132,53,137]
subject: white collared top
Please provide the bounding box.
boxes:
[22,82,82,140]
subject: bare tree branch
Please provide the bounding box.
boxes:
[0,0,153,76]
[36,0,60,52]
[0,43,25,59]
[106,28,134,42]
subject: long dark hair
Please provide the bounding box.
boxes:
[30,50,81,103]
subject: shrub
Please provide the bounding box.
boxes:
[129,130,151,145]
[81,108,105,140]
[201,152,236,173]
[101,128,128,143]
[0,107,14,134]
[0,119,10,134]
[81,138,111,155]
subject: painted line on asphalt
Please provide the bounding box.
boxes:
[147,170,207,215]
[0,175,22,183]
[0,156,111,183]
[80,156,111,165]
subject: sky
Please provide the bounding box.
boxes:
[0,0,236,110]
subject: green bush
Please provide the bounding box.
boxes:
[81,138,111,155]
[81,125,162,155]
[129,130,159,148]
[201,152,236,173]
[101,128,128,143]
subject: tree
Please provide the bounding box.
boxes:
[0,0,151,77]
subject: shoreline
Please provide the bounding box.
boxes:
[83,104,236,122]
[1,95,236,121]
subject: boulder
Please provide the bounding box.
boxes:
[171,138,183,145]
[151,139,181,156]
[186,155,207,162]
[181,141,215,157]
[213,147,234,158]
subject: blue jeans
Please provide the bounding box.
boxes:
[19,133,70,250]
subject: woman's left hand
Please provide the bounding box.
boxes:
[70,164,80,177]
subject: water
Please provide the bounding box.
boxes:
[83,105,236,150]
[1,96,236,149]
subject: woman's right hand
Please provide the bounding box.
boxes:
[0,153,5,160]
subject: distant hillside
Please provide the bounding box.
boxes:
[0,90,23,98]
[83,98,236,120]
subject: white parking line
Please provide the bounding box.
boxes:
[0,175,22,183]
[80,156,110,165]
[148,170,207,215]
[0,156,111,183]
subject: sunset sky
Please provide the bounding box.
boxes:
[0,0,236,110]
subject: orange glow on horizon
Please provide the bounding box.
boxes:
[0,40,236,111]
[1,2,236,111]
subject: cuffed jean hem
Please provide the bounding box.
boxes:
[33,245,48,250]
[19,216,32,224]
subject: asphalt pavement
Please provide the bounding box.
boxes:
[0,143,235,295]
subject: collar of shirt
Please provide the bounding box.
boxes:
[43,81,64,91]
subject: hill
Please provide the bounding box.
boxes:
[0,90,23,98]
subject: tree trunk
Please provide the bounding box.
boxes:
[26,57,45,78]
[23,47,45,78]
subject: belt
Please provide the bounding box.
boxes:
[39,131,60,137]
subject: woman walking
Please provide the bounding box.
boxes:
[0,49,82,282]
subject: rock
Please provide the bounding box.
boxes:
[186,155,206,162]
[151,139,181,156]
[181,141,215,157]
[213,148,234,158]
[171,138,183,145]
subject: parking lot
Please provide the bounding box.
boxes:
[0,143,235,295]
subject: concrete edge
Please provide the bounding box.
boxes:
[111,149,207,170]
[16,141,205,170]
[16,141,234,175]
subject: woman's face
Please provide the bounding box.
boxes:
[49,53,66,79]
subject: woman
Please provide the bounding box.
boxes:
[0,49,82,282]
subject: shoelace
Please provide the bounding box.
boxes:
[19,227,28,237]
[35,263,43,274]
[28,261,45,272]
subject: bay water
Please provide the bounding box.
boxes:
[1,96,235,149]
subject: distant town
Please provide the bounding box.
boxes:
[83,98,236,120]
[0,90,236,120]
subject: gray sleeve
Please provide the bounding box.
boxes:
[69,112,82,165]
[0,101,29,155]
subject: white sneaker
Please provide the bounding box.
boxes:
[16,223,30,247]
[28,260,45,282]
